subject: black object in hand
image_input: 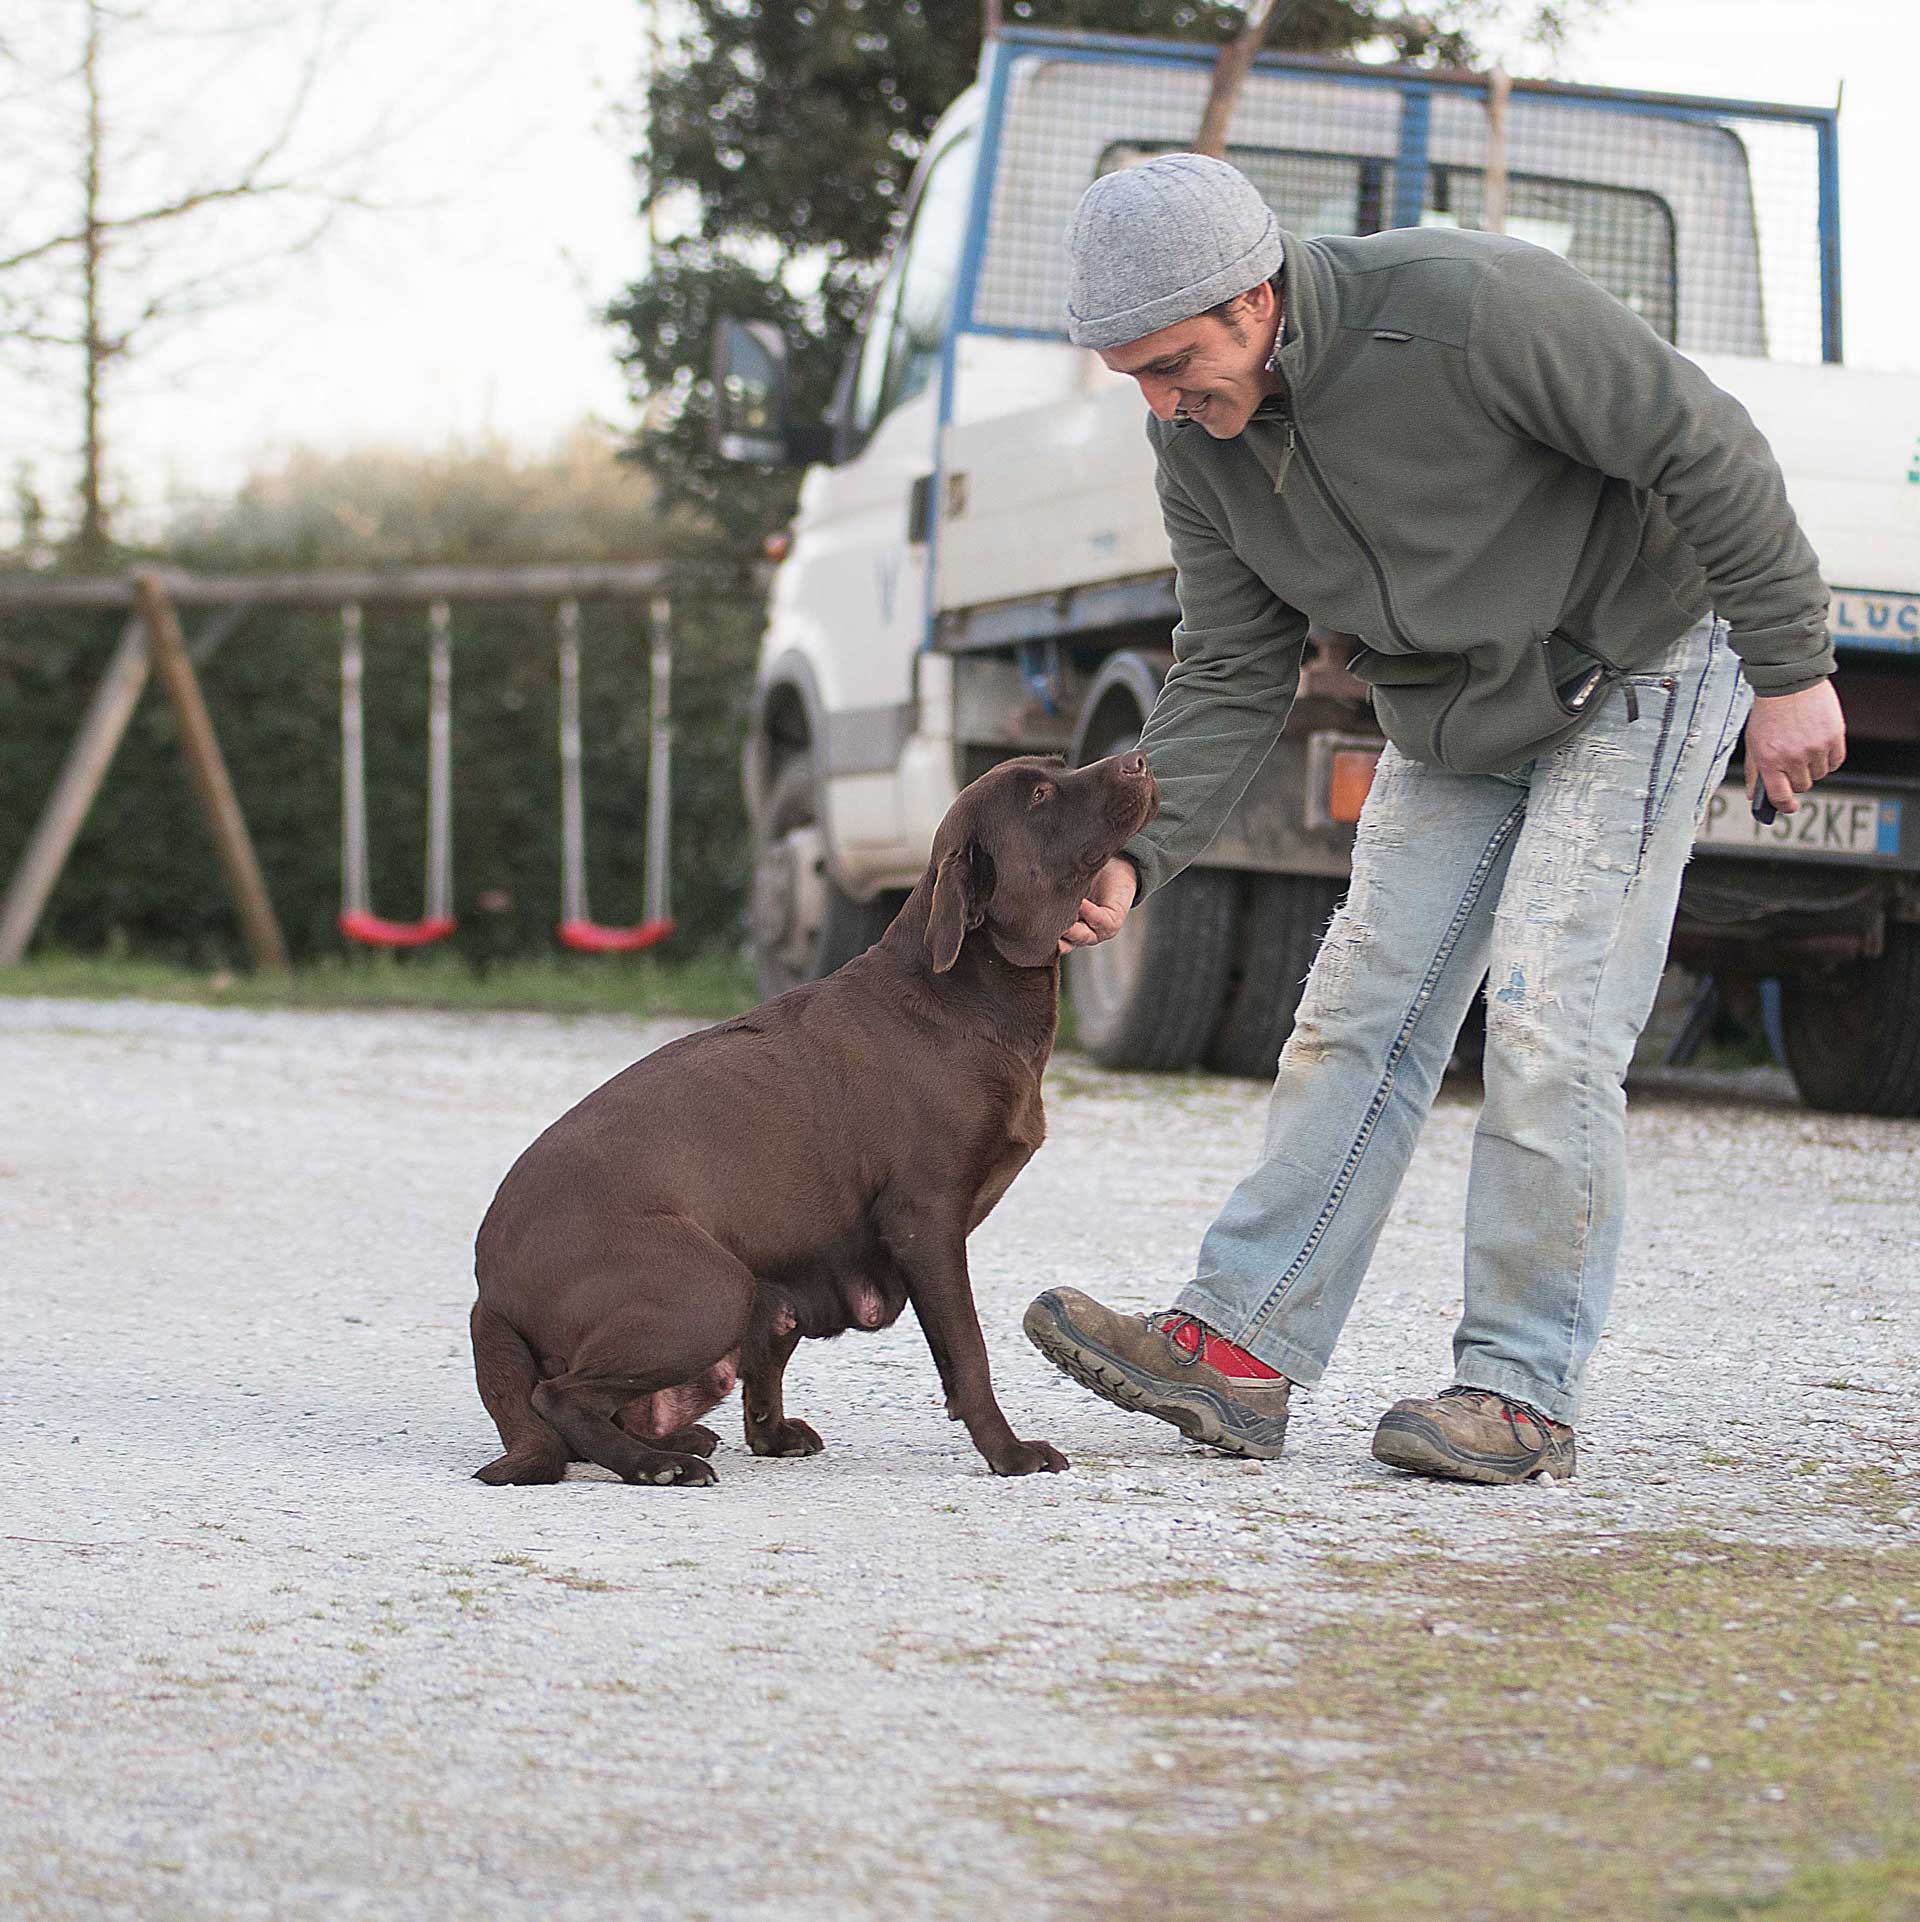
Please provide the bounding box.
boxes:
[1752,789,1778,827]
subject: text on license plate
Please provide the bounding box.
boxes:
[1696,786,1902,859]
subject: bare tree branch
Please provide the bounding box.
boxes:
[1195,0,1295,158]
[0,0,422,556]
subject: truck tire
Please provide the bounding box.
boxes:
[1779,924,1920,1117]
[1206,872,1346,1079]
[750,758,897,999]
[1065,721,1235,1071]
[1069,866,1237,1070]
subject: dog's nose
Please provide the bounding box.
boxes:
[1118,753,1148,779]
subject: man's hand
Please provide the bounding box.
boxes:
[1743,680,1846,815]
[1058,856,1139,954]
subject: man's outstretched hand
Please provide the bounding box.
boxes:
[1744,681,1846,815]
[1058,856,1139,954]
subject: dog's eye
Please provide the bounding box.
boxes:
[1030,782,1054,808]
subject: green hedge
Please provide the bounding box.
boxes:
[0,588,764,967]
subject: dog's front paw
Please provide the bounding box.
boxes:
[988,1437,1070,1477]
[748,1418,825,1457]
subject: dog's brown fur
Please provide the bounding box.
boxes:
[469,752,1157,1485]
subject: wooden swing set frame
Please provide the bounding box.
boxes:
[0,563,727,970]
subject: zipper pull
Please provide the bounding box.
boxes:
[1272,420,1296,496]
[1621,681,1639,724]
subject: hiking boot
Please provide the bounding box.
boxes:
[1022,1288,1292,1458]
[1371,1386,1576,1485]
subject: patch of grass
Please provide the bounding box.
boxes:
[0,946,755,1019]
[1115,1576,1234,1601]
[1827,1466,1920,1529]
[1006,1532,1920,1922]
[1685,1847,1920,1918]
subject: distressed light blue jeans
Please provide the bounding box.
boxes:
[1176,615,1749,1424]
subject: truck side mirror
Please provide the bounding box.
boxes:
[710,319,833,467]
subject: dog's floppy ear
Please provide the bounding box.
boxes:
[927,839,993,973]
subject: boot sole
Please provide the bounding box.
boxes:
[1022,1293,1288,1460]
[1371,1409,1576,1485]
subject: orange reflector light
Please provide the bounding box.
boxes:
[1328,749,1379,822]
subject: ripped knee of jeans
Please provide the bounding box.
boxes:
[1285,901,1373,1067]
[1282,763,1417,1068]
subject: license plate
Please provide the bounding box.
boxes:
[1696,785,1904,860]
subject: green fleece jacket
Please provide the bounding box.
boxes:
[1123,225,1832,901]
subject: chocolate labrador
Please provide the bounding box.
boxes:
[469,751,1157,1486]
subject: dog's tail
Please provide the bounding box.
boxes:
[470,1298,569,1484]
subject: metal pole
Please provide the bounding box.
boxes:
[425,601,454,925]
[644,596,673,928]
[340,604,371,918]
[557,599,589,926]
[1817,105,1844,364]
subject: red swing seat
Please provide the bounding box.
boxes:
[556,915,674,953]
[339,908,458,947]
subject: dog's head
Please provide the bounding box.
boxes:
[924,753,1158,973]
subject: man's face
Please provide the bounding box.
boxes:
[1096,279,1281,438]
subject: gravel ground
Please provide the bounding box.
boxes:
[1,995,1915,1921]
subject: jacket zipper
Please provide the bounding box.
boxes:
[1550,630,1640,722]
[1269,421,1295,496]
[1277,403,1413,651]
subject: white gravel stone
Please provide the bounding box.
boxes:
[0,995,1915,1920]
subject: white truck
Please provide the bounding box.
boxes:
[714,24,1920,1117]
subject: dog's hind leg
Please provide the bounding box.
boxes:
[617,1361,742,1458]
[471,1300,570,1485]
[530,1217,753,1489]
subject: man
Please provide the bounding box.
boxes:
[1022,153,1845,1484]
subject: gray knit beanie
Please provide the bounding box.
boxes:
[1065,153,1284,350]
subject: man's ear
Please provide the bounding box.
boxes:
[927,840,992,973]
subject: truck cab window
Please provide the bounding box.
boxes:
[847,128,980,447]
[1101,141,1676,338]
[1424,167,1677,340]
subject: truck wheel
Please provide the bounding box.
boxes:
[1066,726,1234,1071]
[750,758,897,999]
[1205,872,1345,1079]
[1779,924,1920,1117]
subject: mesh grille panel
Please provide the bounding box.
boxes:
[975,48,1829,362]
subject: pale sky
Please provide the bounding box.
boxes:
[6,0,1916,544]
